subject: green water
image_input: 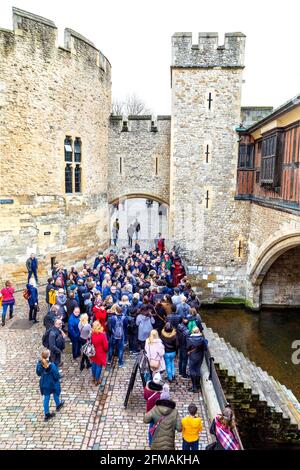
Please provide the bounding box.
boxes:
[201,307,300,400]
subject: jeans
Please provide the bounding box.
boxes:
[2,303,14,324]
[179,349,188,376]
[69,336,81,359]
[43,393,61,415]
[164,351,176,380]
[29,305,38,321]
[50,350,61,366]
[182,439,199,451]
[108,337,124,366]
[128,328,139,353]
[28,269,38,283]
[91,363,102,381]
[79,338,91,369]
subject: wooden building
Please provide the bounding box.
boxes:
[236,95,300,214]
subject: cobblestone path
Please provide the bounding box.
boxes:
[0,290,212,450]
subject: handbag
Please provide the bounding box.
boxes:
[81,340,96,358]
[23,288,31,300]
[149,415,166,438]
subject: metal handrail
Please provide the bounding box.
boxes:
[204,345,244,450]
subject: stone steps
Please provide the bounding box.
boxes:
[203,324,300,431]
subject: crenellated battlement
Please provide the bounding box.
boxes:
[110,115,171,133]
[172,31,246,68]
[0,7,111,75]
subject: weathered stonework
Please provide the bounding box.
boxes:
[1,11,299,308]
[108,115,170,204]
[170,32,250,301]
[261,245,300,306]
[0,8,111,285]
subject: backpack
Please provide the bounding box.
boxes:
[42,329,51,348]
[112,315,124,340]
[188,319,197,333]
[23,288,31,300]
[48,288,57,305]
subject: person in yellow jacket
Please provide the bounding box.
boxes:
[182,403,203,450]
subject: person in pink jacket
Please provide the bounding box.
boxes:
[1,280,15,326]
[145,329,166,374]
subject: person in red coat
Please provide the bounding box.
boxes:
[92,302,107,331]
[91,321,108,385]
[144,372,163,412]
[157,233,165,253]
[172,258,185,287]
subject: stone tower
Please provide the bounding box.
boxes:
[170,32,250,299]
[0,8,111,285]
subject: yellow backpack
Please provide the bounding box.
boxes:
[48,288,57,305]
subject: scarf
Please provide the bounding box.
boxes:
[215,417,240,451]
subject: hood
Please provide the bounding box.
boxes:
[156,399,176,414]
[161,328,176,339]
[146,381,163,392]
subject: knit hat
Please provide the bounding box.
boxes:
[160,384,170,400]
[152,372,162,384]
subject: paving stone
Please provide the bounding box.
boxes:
[0,289,212,450]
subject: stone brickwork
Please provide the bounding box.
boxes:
[245,203,300,308]
[170,32,250,302]
[108,115,170,204]
[0,8,111,285]
[261,246,300,306]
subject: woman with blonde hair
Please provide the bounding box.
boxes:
[145,329,166,373]
[79,314,92,371]
[36,349,64,421]
[91,320,108,385]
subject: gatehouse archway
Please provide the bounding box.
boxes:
[109,194,169,251]
[250,231,300,308]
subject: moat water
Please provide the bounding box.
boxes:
[201,307,300,400]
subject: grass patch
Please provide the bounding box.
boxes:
[217,297,246,304]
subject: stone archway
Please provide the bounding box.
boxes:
[249,231,300,308]
[108,194,169,250]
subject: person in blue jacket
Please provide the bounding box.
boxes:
[68,306,81,359]
[26,278,39,323]
[36,349,64,421]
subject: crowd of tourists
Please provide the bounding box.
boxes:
[0,245,240,451]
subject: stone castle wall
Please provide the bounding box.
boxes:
[245,203,300,308]
[170,32,250,301]
[261,245,300,306]
[0,8,111,285]
[108,115,170,204]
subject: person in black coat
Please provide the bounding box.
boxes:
[48,319,66,366]
[153,301,167,335]
[26,279,39,323]
[65,291,79,322]
[186,327,208,392]
[77,280,87,312]
[43,305,61,331]
[176,317,190,378]
[166,304,182,329]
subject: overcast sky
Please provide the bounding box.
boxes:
[1,0,300,115]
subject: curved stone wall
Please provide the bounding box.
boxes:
[0,8,111,285]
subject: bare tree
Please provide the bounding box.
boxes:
[111,99,124,115]
[111,94,151,116]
